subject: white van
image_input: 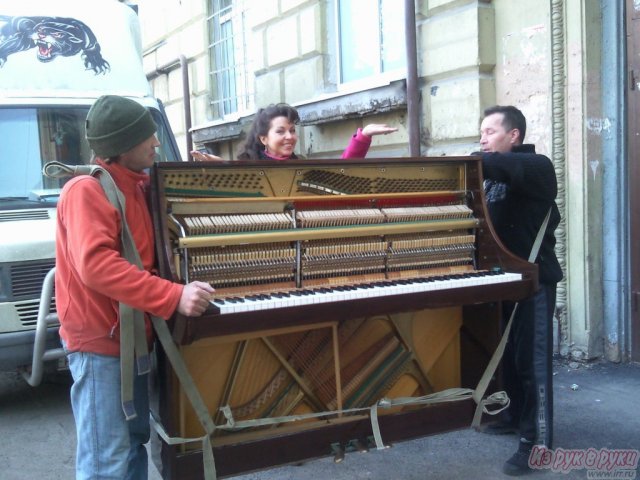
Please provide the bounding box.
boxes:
[0,0,181,372]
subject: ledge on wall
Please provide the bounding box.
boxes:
[190,79,408,145]
[295,79,407,126]
[191,120,247,146]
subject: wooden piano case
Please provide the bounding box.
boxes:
[148,157,537,479]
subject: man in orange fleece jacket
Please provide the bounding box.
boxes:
[55,94,214,480]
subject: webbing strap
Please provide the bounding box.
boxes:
[43,161,150,420]
[371,389,509,449]
[98,171,151,419]
[151,316,217,480]
[210,388,508,450]
[42,162,97,178]
[470,208,552,428]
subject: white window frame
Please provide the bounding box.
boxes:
[207,0,254,120]
[334,0,407,93]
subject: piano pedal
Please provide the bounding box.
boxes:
[351,439,369,454]
[330,443,345,463]
[330,438,371,463]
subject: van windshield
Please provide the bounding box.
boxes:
[0,106,178,209]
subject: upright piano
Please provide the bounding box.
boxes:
[149,156,537,479]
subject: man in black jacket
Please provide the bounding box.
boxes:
[479,105,563,476]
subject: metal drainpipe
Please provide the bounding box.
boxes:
[146,55,192,156]
[405,0,420,157]
[601,1,626,361]
[179,55,193,155]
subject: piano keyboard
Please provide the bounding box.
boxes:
[210,270,522,315]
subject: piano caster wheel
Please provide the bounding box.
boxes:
[331,443,345,463]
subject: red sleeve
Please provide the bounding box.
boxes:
[59,178,183,319]
[341,128,372,159]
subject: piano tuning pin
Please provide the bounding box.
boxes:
[331,443,345,463]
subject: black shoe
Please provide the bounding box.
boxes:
[502,441,533,476]
[479,421,519,435]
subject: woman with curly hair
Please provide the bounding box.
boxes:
[191,103,397,161]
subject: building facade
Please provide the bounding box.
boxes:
[135,0,636,362]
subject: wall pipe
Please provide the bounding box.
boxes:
[601,1,627,361]
[146,55,192,156]
[404,0,421,157]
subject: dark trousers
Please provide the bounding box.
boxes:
[501,283,556,447]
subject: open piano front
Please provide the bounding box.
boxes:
[149,156,538,479]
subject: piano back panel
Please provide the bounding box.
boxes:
[149,157,536,478]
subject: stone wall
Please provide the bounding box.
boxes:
[135,0,611,360]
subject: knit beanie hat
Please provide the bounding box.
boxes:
[85,95,157,158]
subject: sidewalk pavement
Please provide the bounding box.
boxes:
[2,358,637,479]
[225,358,640,480]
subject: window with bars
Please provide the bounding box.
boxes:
[207,0,254,119]
[337,0,406,85]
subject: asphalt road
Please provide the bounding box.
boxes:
[1,359,639,480]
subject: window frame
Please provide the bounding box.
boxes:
[207,0,255,121]
[334,0,407,92]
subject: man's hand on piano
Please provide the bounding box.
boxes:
[177,281,215,317]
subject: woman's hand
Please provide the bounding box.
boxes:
[190,150,224,161]
[361,124,398,138]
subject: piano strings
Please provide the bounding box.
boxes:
[197,313,438,439]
